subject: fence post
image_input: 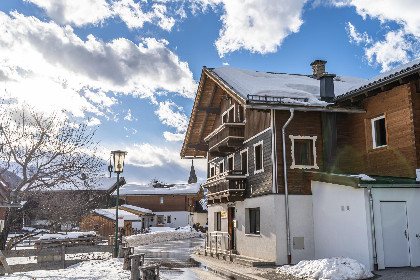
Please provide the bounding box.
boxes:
[61,245,66,269]
[0,251,12,275]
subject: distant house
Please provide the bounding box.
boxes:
[26,176,126,230]
[114,161,204,228]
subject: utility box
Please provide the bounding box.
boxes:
[293,237,304,250]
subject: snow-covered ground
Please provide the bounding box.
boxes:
[38,231,96,240]
[277,257,374,280]
[3,259,130,280]
[126,225,203,246]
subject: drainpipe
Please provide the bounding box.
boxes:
[271,109,278,193]
[367,186,378,271]
[282,108,294,265]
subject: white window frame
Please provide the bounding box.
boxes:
[253,140,264,174]
[227,154,235,171]
[222,105,235,124]
[218,160,224,174]
[371,115,387,149]
[209,163,216,178]
[240,148,249,176]
[289,135,319,169]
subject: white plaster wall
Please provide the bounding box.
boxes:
[312,181,372,270]
[207,204,229,232]
[289,195,315,263]
[153,211,190,228]
[193,212,208,226]
[132,221,142,230]
[371,188,420,269]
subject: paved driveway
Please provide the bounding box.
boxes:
[373,267,420,279]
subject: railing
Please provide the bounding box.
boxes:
[206,169,246,183]
[205,123,245,152]
[247,94,308,104]
[205,232,231,257]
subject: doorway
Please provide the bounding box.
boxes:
[228,206,236,251]
[380,201,411,267]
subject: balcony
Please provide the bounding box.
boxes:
[203,170,247,204]
[204,123,245,157]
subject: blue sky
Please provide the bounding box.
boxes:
[0,0,418,184]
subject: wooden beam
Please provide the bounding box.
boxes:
[197,107,220,114]
[187,144,208,151]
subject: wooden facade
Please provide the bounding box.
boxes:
[123,194,200,212]
[80,213,132,237]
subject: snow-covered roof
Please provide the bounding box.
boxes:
[210,67,366,106]
[120,204,153,214]
[336,58,420,101]
[48,177,121,191]
[94,208,141,221]
[114,182,201,196]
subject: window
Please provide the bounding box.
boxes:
[227,155,234,171]
[372,115,387,148]
[241,149,248,175]
[157,215,164,226]
[254,141,264,174]
[222,105,235,123]
[210,164,215,177]
[219,161,224,174]
[215,212,221,231]
[248,208,260,234]
[167,215,171,223]
[290,135,319,169]
[160,197,163,204]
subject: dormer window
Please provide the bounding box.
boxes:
[372,115,387,149]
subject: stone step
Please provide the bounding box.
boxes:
[231,255,276,267]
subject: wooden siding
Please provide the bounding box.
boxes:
[245,109,271,140]
[410,80,420,169]
[336,83,417,178]
[80,214,132,237]
[124,195,200,212]
[275,110,324,195]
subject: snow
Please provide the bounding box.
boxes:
[120,204,153,214]
[94,208,141,221]
[3,258,130,280]
[277,257,374,280]
[211,67,366,106]
[38,231,96,240]
[126,226,203,246]
[348,174,376,182]
[48,177,119,191]
[115,182,201,196]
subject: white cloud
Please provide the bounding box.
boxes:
[0,12,196,118]
[25,0,112,27]
[154,100,188,133]
[365,30,412,72]
[85,117,101,126]
[124,109,136,121]
[205,0,307,57]
[163,131,185,142]
[346,22,371,45]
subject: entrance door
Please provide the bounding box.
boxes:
[380,202,410,267]
[228,207,236,250]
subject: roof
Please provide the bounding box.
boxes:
[47,177,124,192]
[336,58,420,101]
[120,204,153,215]
[114,182,202,196]
[93,208,141,221]
[210,67,365,106]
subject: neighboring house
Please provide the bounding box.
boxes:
[181,59,420,270]
[80,208,142,237]
[0,175,9,231]
[26,176,126,229]
[114,162,204,228]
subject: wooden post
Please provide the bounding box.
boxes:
[123,247,135,270]
[0,251,12,275]
[61,245,66,269]
[130,254,144,280]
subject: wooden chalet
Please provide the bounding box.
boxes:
[182,59,420,271]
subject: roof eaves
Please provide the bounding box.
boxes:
[205,68,247,105]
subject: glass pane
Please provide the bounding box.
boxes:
[294,140,312,165]
[374,118,387,147]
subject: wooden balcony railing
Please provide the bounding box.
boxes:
[203,170,247,204]
[204,123,245,157]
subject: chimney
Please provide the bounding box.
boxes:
[310,60,336,102]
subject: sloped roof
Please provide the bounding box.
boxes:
[120,204,153,214]
[47,177,124,192]
[93,208,141,221]
[211,67,365,106]
[336,58,420,101]
[114,182,201,196]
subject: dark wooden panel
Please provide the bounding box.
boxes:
[124,195,201,212]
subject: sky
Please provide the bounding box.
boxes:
[0,0,419,185]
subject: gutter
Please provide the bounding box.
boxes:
[366,186,378,271]
[282,108,294,264]
[271,109,278,193]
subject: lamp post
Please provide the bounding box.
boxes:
[111,150,127,258]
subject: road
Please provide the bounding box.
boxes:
[134,237,213,280]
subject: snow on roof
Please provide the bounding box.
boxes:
[94,208,141,221]
[211,67,365,106]
[114,182,201,196]
[337,57,420,100]
[48,177,119,191]
[120,204,153,214]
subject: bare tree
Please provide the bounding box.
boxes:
[0,104,104,249]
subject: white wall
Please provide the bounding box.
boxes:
[371,188,420,269]
[153,211,190,228]
[312,181,373,270]
[193,212,208,227]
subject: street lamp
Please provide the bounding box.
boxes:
[111,150,127,257]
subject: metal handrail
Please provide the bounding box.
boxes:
[205,232,231,257]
